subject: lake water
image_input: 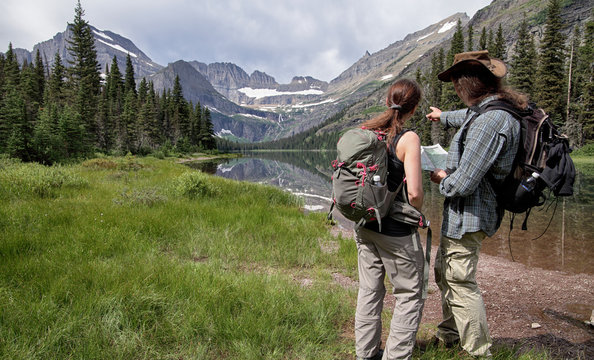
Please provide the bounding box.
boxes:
[186,151,594,275]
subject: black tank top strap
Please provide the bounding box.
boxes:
[388,129,412,156]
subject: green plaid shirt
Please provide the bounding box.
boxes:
[439,97,520,239]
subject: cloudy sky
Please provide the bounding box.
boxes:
[1,0,492,83]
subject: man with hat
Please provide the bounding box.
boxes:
[425,50,528,358]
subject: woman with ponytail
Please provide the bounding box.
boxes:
[354,78,425,360]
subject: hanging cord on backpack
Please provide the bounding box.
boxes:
[506,193,559,262]
[531,196,559,241]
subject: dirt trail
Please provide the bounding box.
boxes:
[330,227,594,359]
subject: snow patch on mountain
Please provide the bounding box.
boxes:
[438,21,457,33]
[96,39,137,58]
[417,32,434,41]
[238,87,324,99]
[93,29,113,41]
[216,129,235,137]
[292,98,336,109]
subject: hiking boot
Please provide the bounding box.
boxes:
[356,349,383,360]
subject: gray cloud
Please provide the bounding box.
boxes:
[0,0,492,83]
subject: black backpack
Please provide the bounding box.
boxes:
[460,100,576,230]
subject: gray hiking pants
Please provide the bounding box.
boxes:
[355,227,425,360]
[434,232,492,357]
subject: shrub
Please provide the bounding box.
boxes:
[572,143,594,157]
[0,159,88,199]
[172,171,221,199]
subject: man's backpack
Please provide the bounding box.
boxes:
[327,127,395,231]
[461,100,576,229]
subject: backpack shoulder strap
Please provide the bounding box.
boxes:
[458,100,524,157]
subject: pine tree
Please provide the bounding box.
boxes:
[33,49,45,105]
[171,75,190,140]
[466,23,474,52]
[66,0,101,153]
[199,107,216,150]
[479,27,488,50]
[122,89,138,152]
[492,24,506,59]
[441,20,465,113]
[190,101,203,146]
[509,19,538,98]
[137,77,148,105]
[124,53,136,95]
[33,101,63,164]
[487,29,495,54]
[536,0,567,125]
[47,52,66,104]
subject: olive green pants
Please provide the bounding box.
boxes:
[355,228,425,360]
[434,232,492,357]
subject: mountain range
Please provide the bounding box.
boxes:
[13,0,593,142]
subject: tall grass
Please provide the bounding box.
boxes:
[0,156,354,359]
[0,156,552,359]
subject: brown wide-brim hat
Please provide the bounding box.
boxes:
[438,50,507,81]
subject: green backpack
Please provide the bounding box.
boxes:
[327,127,394,231]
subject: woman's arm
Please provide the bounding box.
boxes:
[396,131,424,210]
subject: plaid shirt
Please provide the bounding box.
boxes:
[439,97,520,239]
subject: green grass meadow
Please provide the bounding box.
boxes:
[0,155,557,359]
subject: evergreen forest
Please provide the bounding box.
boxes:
[0,2,216,165]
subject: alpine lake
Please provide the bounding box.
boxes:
[185,151,594,276]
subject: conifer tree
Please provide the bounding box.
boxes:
[466,23,474,52]
[190,101,203,146]
[33,100,63,164]
[536,0,566,125]
[137,77,148,105]
[121,89,138,152]
[492,24,506,59]
[47,52,66,104]
[487,29,494,54]
[124,53,136,95]
[199,107,216,150]
[509,19,538,99]
[441,20,465,114]
[171,75,189,140]
[479,27,488,50]
[33,49,45,105]
[66,0,101,153]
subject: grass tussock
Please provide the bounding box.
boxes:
[0,155,554,359]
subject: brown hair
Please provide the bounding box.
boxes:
[451,63,528,109]
[362,78,422,144]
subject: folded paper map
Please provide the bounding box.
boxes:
[420,144,448,171]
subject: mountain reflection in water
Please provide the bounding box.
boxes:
[186,152,594,275]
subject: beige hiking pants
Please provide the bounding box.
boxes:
[434,231,492,357]
[355,227,425,360]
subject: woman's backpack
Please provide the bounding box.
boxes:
[327,127,394,231]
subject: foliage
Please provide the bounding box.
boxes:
[0,2,217,164]
[171,170,222,198]
[536,0,567,126]
[0,156,88,199]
